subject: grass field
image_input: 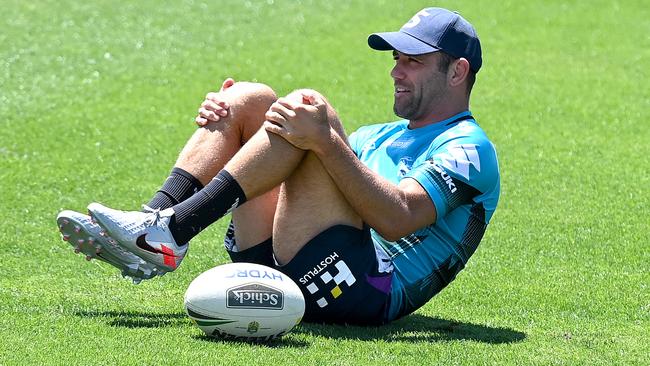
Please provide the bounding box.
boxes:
[1,0,648,364]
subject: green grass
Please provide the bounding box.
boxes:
[1,0,648,364]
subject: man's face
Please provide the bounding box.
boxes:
[391,51,449,122]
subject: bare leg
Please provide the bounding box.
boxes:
[174,81,277,185]
[93,84,361,268]
[173,81,281,249]
[223,90,362,264]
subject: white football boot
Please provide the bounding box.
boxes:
[56,210,160,284]
[87,203,188,274]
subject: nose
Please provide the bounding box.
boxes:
[391,63,405,81]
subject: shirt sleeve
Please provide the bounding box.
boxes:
[348,124,377,157]
[348,131,361,157]
[403,135,499,222]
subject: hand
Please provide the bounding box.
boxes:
[263,91,330,151]
[195,78,235,127]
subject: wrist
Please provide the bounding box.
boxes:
[312,127,338,156]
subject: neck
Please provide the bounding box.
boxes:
[408,100,469,129]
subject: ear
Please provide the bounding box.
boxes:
[448,58,470,88]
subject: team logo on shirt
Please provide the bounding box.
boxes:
[437,144,481,180]
[301,254,357,308]
[429,162,457,193]
[397,156,414,177]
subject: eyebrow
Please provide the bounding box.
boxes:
[393,50,421,60]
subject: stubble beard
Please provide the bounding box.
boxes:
[393,90,422,121]
[394,76,447,122]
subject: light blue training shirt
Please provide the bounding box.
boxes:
[348,110,500,321]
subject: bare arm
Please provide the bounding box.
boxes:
[315,131,435,241]
[264,91,436,241]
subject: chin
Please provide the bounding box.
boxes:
[393,104,406,119]
[393,107,413,120]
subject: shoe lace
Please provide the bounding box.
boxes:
[141,205,162,227]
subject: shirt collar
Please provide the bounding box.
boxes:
[404,110,474,133]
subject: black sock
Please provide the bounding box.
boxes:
[145,167,204,210]
[169,170,247,244]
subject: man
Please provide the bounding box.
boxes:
[57,7,499,325]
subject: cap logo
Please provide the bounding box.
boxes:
[403,9,431,29]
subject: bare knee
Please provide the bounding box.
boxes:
[218,82,278,142]
[285,88,326,104]
[226,82,277,108]
[284,88,347,138]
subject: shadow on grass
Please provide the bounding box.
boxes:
[75,310,188,328]
[75,310,525,345]
[75,310,308,348]
[191,334,310,348]
[296,314,526,344]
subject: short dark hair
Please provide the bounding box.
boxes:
[437,52,476,96]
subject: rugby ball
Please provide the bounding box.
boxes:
[184,262,305,341]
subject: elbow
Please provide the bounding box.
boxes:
[380,231,404,242]
[373,219,408,242]
[373,210,436,242]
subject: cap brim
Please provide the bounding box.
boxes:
[368,31,440,55]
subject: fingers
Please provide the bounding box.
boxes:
[195,116,209,127]
[200,99,229,117]
[195,91,231,126]
[270,99,297,119]
[205,93,230,110]
[264,110,287,125]
[221,77,235,91]
[273,96,317,116]
[197,105,226,123]
[301,91,325,107]
[263,121,285,136]
[275,97,302,110]
[301,92,315,105]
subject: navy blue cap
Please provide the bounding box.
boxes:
[368,8,482,73]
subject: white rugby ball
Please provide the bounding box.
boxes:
[184,262,305,341]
